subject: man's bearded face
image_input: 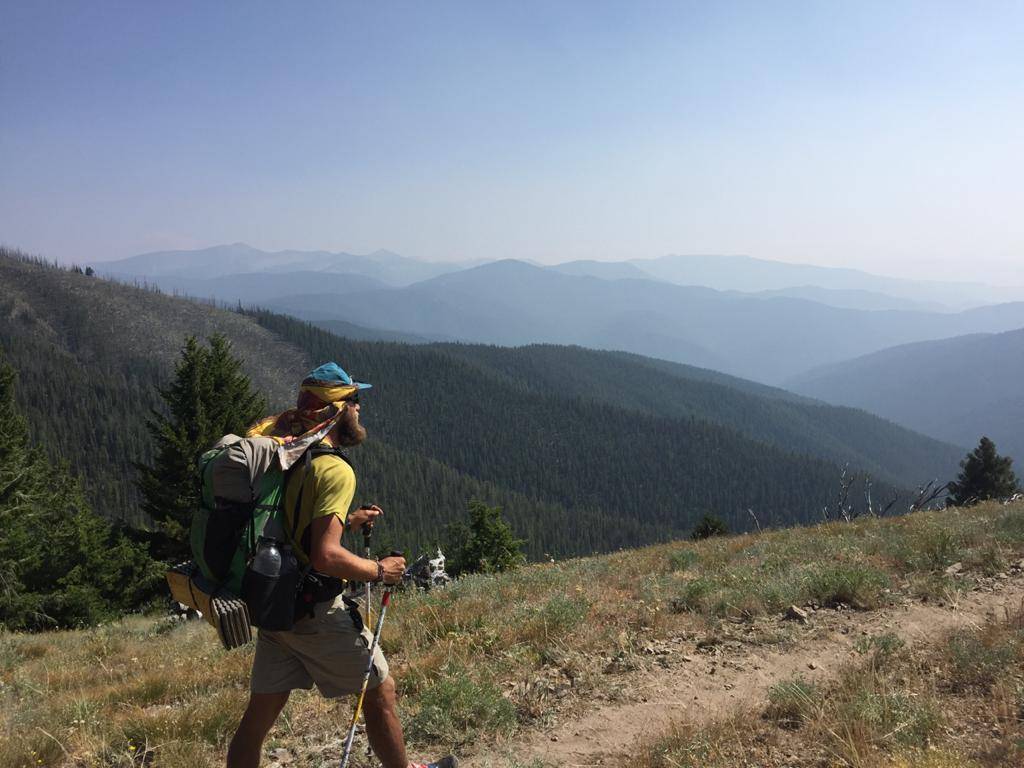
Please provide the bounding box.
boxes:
[333,403,367,447]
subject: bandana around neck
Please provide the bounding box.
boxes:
[246,379,359,469]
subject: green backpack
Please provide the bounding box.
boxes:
[190,435,287,597]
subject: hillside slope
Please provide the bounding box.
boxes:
[4,255,641,556]
[0,250,961,558]
[788,326,1024,463]
[4,502,1022,768]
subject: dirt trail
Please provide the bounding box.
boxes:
[466,576,1024,768]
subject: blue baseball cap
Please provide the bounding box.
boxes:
[305,362,372,390]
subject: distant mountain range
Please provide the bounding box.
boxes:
[744,286,947,313]
[100,242,482,286]
[100,244,1024,310]
[789,327,1024,466]
[93,245,1024,385]
[625,254,1024,309]
[268,259,1024,384]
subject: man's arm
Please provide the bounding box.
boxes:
[308,514,405,583]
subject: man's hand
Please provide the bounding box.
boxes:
[378,555,406,585]
[347,504,383,533]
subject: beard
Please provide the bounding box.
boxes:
[332,406,367,447]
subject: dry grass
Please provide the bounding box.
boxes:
[3,501,1024,767]
[635,587,1024,768]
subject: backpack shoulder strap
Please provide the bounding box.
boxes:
[286,444,351,542]
[309,445,351,466]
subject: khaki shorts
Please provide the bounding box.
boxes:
[251,596,389,698]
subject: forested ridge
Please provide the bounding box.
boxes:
[419,343,963,485]
[0,249,961,559]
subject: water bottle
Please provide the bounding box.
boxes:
[242,537,298,631]
[251,538,281,578]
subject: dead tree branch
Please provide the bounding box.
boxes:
[909,480,951,512]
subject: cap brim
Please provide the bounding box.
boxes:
[355,382,372,390]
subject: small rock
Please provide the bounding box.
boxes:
[945,562,964,576]
[785,605,809,624]
[808,661,819,670]
[550,735,559,742]
[681,654,696,663]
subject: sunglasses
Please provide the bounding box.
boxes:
[345,393,360,405]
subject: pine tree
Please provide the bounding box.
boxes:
[947,436,1020,507]
[0,356,159,630]
[445,500,526,577]
[136,334,266,561]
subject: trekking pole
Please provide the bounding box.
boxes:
[361,523,374,761]
[362,523,373,627]
[340,551,404,768]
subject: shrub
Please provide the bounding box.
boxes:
[916,527,962,571]
[405,663,517,746]
[690,514,729,541]
[801,563,890,608]
[855,632,906,667]
[445,500,526,577]
[668,549,699,572]
[764,677,820,729]
[670,577,719,613]
[946,628,1022,691]
[843,686,941,747]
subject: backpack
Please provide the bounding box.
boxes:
[191,434,285,596]
[189,434,347,631]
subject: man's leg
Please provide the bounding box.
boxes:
[361,676,409,768]
[227,691,290,768]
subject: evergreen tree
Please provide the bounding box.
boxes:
[947,436,1020,507]
[690,513,729,540]
[136,334,266,561]
[445,500,526,577]
[0,357,159,630]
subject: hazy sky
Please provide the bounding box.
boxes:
[2,1,1022,283]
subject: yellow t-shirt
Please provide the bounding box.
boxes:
[283,454,355,565]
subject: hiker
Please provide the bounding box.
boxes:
[226,363,455,768]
